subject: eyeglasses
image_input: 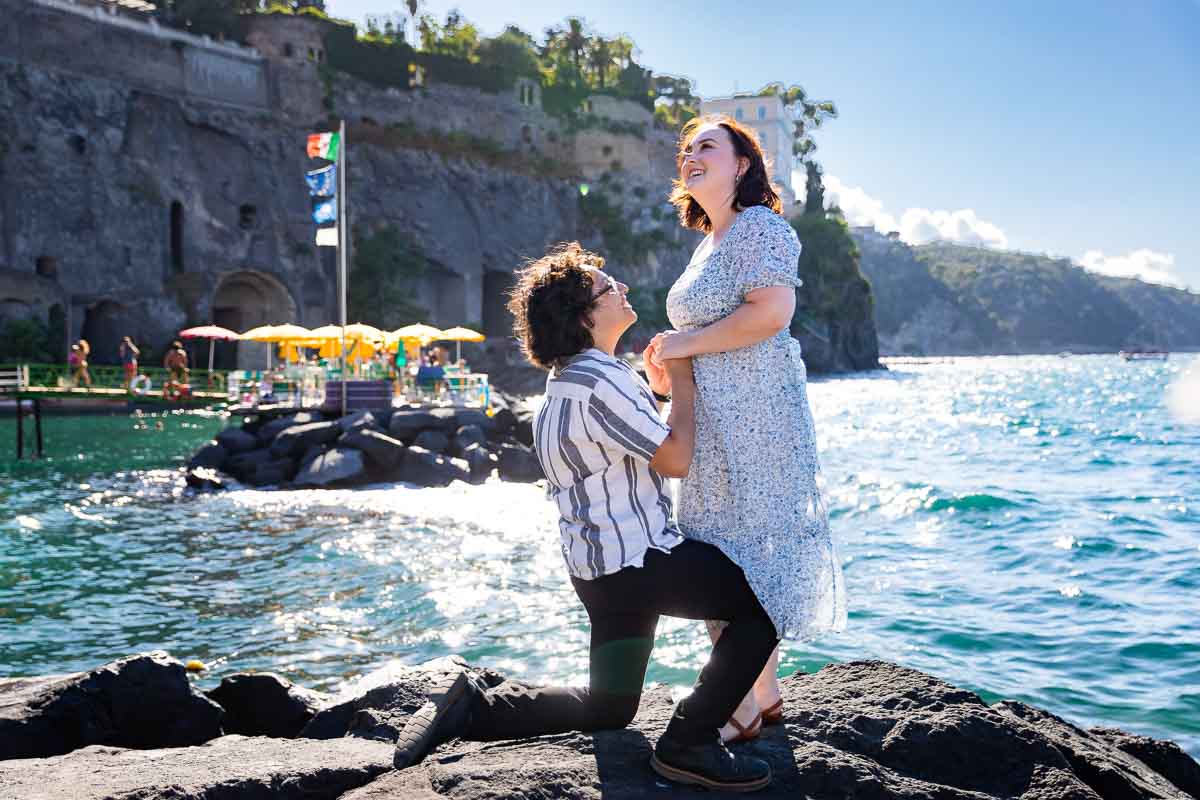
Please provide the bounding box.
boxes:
[591,281,615,302]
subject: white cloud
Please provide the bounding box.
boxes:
[816,173,1007,249]
[1078,249,1182,287]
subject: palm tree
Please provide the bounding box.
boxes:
[587,37,613,89]
[563,17,587,73]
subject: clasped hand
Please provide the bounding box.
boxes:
[642,330,691,397]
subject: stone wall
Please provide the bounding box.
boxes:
[3,0,270,111]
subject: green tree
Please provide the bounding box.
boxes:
[418,10,480,60]
[758,82,837,164]
[0,318,56,363]
[348,225,428,329]
[586,37,614,89]
[477,25,541,80]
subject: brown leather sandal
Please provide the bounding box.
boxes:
[721,712,763,744]
[761,699,784,726]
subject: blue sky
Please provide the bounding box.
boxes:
[325,0,1200,290]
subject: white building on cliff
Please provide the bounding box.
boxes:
[699,94,797,211]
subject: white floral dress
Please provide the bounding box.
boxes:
[665,205,847,640]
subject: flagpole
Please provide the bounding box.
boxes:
[338,119,348,416]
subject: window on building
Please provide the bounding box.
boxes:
[283,43,295,58]
[408,63,426,88]
[35,256,57,278]
[519,83,535,106]
[170,201,184,273]
[69,135,86,156]
[239,204,258,230]
[308,47,317,61]
[759,132,767,148]
[602,145,613,157]
[734,107,744,121]
[521,125,532,143]
[757,105,766,120]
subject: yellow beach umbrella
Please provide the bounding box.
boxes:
[392,323,444,342]
[266,323,313,342]
[343,322,385,342]
[240,324,279,341]
[306,324,344,340]
[438,326,486,363]
[240,324,285,369]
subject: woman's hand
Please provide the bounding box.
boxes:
[642,340,671,396]
[655,330,694,363]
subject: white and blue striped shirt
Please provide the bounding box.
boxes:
[533,349,684,580]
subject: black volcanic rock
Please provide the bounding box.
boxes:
[206,673,329,739]
[0,735,391,800]
[0,651,223,760]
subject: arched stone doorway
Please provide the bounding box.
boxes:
[210,270,297,370]
[81,300,128,365]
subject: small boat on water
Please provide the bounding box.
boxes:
[1120,350,1169,361]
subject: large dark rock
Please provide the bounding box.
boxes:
[0,734,392,800]
[461,442,496,485]
[187,441,227,470]
[339,409,379,434]
[452,424,487,455]
[336,659,1196,799]
[1093,727,1200,798]
[244,457,296,487]
[496,442,543,482]
[412,429,450,454]
[184,466,225,491]
[510,407,535,448]
[270,420,341,459]
[301,656,502,743]
[293,447,368,488]
[0,651,223,760]
[485,407,517,441]
[226,447,275,482]
[399,446,469,487]
[256,411,318,444]
[215,427,258,454]
[388,410,443,441]
[430,407,492,433]
[206,673,329,739]
[340,428,407,470]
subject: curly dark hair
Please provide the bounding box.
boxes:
[507,242,606,370]
[668,114,783,232]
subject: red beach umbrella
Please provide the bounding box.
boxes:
[179,325,241,372]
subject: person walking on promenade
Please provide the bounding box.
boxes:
[652,115,847,743]
[163,340,189,385]
[392,243,780,793]
[69,341,91,387]
[119,336,140,391]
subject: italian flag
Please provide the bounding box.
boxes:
[307,132,339,160]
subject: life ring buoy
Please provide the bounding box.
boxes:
[130,375,152,396]
[163,382,185,402]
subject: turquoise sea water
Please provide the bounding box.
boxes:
[1,355,1197,756]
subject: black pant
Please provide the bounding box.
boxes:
[463,540,779,746]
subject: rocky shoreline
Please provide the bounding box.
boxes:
[1,652,1196,799]
[183,393,544,492]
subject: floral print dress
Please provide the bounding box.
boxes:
[665,205,847,640]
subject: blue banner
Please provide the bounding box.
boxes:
[305,164,336,197]
[312,197,337,224]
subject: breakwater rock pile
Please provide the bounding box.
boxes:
[184,399,543,491]
[2,652,1197,799]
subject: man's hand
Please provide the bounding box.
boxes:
[642,339,671,396]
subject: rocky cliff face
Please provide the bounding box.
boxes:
[0,0,879,375]
[854,228,1200,356]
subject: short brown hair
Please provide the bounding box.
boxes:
[507,242,606,370]
[668,114,783,232]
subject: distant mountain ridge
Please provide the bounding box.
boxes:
[851,228,1200,356]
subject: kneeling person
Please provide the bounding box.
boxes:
[394,243,779,792]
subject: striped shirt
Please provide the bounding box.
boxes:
[533,349,685,580]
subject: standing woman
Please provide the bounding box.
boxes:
[651,115,846,742]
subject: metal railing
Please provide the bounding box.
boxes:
[0,365,29,393]
[0,363,226,393]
